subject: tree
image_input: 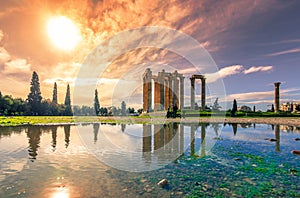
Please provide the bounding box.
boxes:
[64,84,73,116]
[52,82,58,104]
[253,105,256,112]
[127,107,135,114]
[212,97,222,111]
[121,101,126,116]
[230,99,237,117]
[27,71,42,115]
[271,104,275,112]
[99,107,108,116]
[94,89,100,116]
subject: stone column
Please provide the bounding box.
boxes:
[169,77,173,109]
[173,71,179,107]
[190,78,195,110]
[175,77,180,107]
[154,78,161,111]
[164,78,170,110]
[143,68,152,112]
[274,82,281,113]
[201,77,206,111]
[159,70,165,110]
[180,76,184,110]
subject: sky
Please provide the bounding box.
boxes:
[0,0,300,110]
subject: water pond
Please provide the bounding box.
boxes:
[0,122,299,197]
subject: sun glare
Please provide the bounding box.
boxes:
[47,16,81,51]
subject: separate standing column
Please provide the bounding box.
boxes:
[274,82,281,113]
[201,77,206,111]
[190,78,195,110]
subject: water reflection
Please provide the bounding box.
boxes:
[0,123,299,197]
[93,123,100,143]
[121,123,126,132]
[141,123,209,158]
[27,126,42,162]
[275,124,280,152]
[231,123,237,136]
[51,127,57,152]
[0,122,299,164]
[52,188,69,198]
[64,125,70,148]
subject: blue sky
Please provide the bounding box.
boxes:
[0,0,299,110]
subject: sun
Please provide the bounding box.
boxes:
[47,16,81,51]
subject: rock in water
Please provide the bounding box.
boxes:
[291,150,300,155]
[157,179,168,188]
[294,138,300,141]
[264,138,277,142]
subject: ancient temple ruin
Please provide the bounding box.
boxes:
[143,69,184,112]
[143,68,206,112]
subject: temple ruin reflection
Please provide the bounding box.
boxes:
[142,123,208,157]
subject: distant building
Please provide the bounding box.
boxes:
[237,105,252,112]
[279,101,300,113]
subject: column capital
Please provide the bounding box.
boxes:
[274,82,281,87]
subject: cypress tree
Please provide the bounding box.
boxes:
[27,71,42,115]
[121,101,126,116]
[231,99,237,117]
[52,82,58,104]
[64,84,71,106]
[271,104,275,112]
[64,84,72,116]
[94,89,100,115]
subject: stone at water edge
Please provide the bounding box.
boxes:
[291,150,300,155]
[157,179,168,188]
[264,138,277,142]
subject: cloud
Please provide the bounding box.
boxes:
[0,47,10,64]
[263,39,300,46]
[226,88,300,102]
[43,77,75,85]
[266,48,300,57]
[0,0,291,106]
[206,65,244,83]
[204,65,274,83]
[227,90,273,101]
[243,66,273,74]
[3,59,31,74]
[0,29,3,41]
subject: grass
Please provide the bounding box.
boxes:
[0,110,299,127]
[0,116,104,126]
